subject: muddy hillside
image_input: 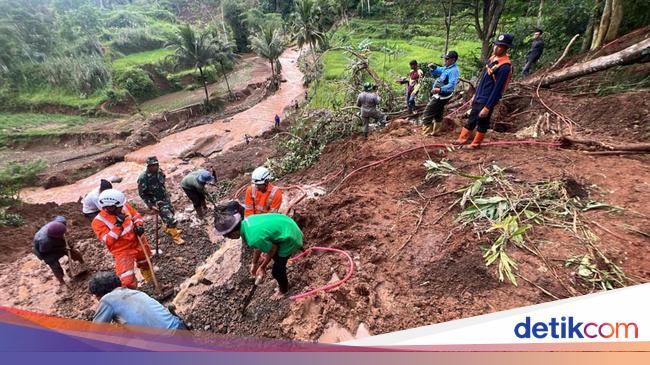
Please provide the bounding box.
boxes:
[1,44,649,343]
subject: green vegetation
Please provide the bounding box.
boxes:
[423,160,628,290]
[308,18,481,109]
[0,159,48,226]
[0,159,47,202]
[111,49,174,73]
[268,110,358,177]
[0,113,91,146]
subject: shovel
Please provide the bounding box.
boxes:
[136,234,175,301]
[240,275,263,315]
[65,242,88,278]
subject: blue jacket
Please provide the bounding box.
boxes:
[473,56,512,109]
[94,287,184,330]
[430,63,460,96]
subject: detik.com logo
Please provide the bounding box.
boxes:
[514,317,639,339]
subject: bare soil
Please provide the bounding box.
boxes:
[1,46,649,342]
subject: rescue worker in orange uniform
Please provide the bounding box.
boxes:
[91,189,153,288]
[243,166,283,218]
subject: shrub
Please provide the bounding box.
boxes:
[268,110,358,177]
[0,209,23,227]
[114,68,155,101]
[0,159,47,203]
[106,11,146,28]
[105,89,131,107]
[110,28,165,55]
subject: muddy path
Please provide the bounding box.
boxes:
[140,55,270,113]
[20,48,305,205]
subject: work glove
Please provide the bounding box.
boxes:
[115,213,126,227]
[135,225,145,236]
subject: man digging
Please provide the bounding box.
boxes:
[214,201,303,300]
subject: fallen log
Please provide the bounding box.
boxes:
[522,36,650,87]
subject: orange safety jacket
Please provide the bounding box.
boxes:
[243,183,283,218]
[485,54,512,87]
[91,203,145,254]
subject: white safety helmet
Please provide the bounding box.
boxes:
[97,189,126,208]
[251,166,272,184]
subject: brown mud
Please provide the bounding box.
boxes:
[1,44,649,342]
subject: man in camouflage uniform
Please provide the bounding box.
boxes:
[137,156,184,244]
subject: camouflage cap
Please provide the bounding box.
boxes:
[145,156,159,166]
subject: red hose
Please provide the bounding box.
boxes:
[288,246,355,301]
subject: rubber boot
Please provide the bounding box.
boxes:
[422,124,433,135]
[452,127,472,145]
[140,268,153,283]
[196,205,205,219]
[468,132,485,149]
[164,227,185,245]
[429,122,442,136]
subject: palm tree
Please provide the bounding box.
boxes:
[292,0,325,56]
[166,24,215,105]
[249,24,285,80]
[211,34,238,100]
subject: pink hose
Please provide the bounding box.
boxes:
[288,246,355,301]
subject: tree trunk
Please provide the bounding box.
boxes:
[581,0,602,52]
[270,59,275,77]
[444,0,454,55]
[591,0,613,50]
[220,62,233,98]
[536,0,544,27]
[522,37,650,87]
[604,0,623,42]
[198,67,210,104]
[475,0,506,62]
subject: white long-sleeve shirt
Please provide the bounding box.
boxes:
[82,188,101,214]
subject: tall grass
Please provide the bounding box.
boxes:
[40,54,110,95]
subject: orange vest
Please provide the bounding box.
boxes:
[91,203,145,254]
[485,54,512,91]
[243,183,283,218]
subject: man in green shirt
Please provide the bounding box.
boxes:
[181,169,216,219]
[214,201,303,299]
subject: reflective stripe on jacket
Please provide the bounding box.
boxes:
[243,183,283,218]
[91,203,144,254]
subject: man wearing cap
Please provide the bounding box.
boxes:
[214,201,303,300]
[181,169,217,219]
[522,28,544,77]
[32,216,84,286]
[82,179,113,219]
[453,34,514,149]
[356,82,386,139]
[137,156,183,244]
[420,50,461,136]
